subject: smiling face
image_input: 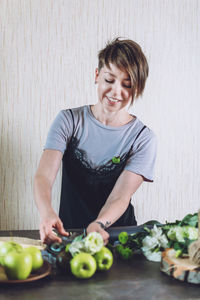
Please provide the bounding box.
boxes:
[95,63,133,112]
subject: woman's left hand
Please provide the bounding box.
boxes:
[86,222,110,245]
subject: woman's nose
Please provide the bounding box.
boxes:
[112,83,123,99]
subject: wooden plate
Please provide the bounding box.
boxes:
[161,248,200,284]
[0,237,45,250]
[0,260,51,284]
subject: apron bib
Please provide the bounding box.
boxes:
[59,109,146,229]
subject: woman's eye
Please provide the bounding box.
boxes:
[105,79,113,83]
[105,79,131,89]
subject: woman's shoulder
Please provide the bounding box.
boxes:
[63,105,87,114]
[56,105,87,122]
[59,105,88,120]
[132,117,157,145]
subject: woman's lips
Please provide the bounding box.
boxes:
[106,96,121,104]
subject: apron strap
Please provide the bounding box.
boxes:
[69,109,75,134]
[134,125,147,142]
[129,125,147,152]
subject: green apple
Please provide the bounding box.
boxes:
[23,246,43,272]
[94,246,113,271]
[0,242,23,266]
[4,251,32,280]
[70,252,96,279]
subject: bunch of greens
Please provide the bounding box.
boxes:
[115,212,198,262]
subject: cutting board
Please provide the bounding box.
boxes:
[0,236,45,250]
[161,248,200,284]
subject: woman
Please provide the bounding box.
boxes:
[34,38,157,245]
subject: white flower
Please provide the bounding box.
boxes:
[150,225,169,248]
[142,236,158,251]
[84,232,104,255]
[141,225,169,263]
[167,226,185,242]
[184,226,198,240]
[159,234,169,249]
[151,225,163,239]
[143,250,162,262]
[69,241,84,257]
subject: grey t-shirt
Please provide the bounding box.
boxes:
[44,105,157,228]
[45,105,157,182]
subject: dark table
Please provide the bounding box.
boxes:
[0,230,200,300]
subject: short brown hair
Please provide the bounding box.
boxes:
[98,37,149,103]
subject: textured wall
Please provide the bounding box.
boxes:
[0,0,199,230]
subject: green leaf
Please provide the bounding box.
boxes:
[154,247,160,253]
[162,213,198,228]
[142,220,162,226]
[175,249,182,258]
[143,226,151,233]
[173,242,182,251]
[180,213,198,227]
[168,240,174,248]
[73,234,84,242]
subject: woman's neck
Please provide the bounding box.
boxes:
[90,103,134,127]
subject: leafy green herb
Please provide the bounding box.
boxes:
[118,232,129,245]
[162,213,198,228]
[115,244,133,259]
[114,212,198,262]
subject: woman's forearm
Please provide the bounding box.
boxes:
[95,197,130,227]
[34,174,55,219]
[94,170,143,228]
[34,150,63,219]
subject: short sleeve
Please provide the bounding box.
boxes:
[44,110,73,154]
[124,129,157,182]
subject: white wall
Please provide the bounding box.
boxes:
[0,0,199,230]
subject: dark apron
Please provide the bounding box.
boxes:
[59,109,146,229]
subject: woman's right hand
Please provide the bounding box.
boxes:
[39,211,69,245]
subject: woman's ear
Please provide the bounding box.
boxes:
[95,68,99,84]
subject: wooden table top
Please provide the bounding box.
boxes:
[0,230,200,300]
